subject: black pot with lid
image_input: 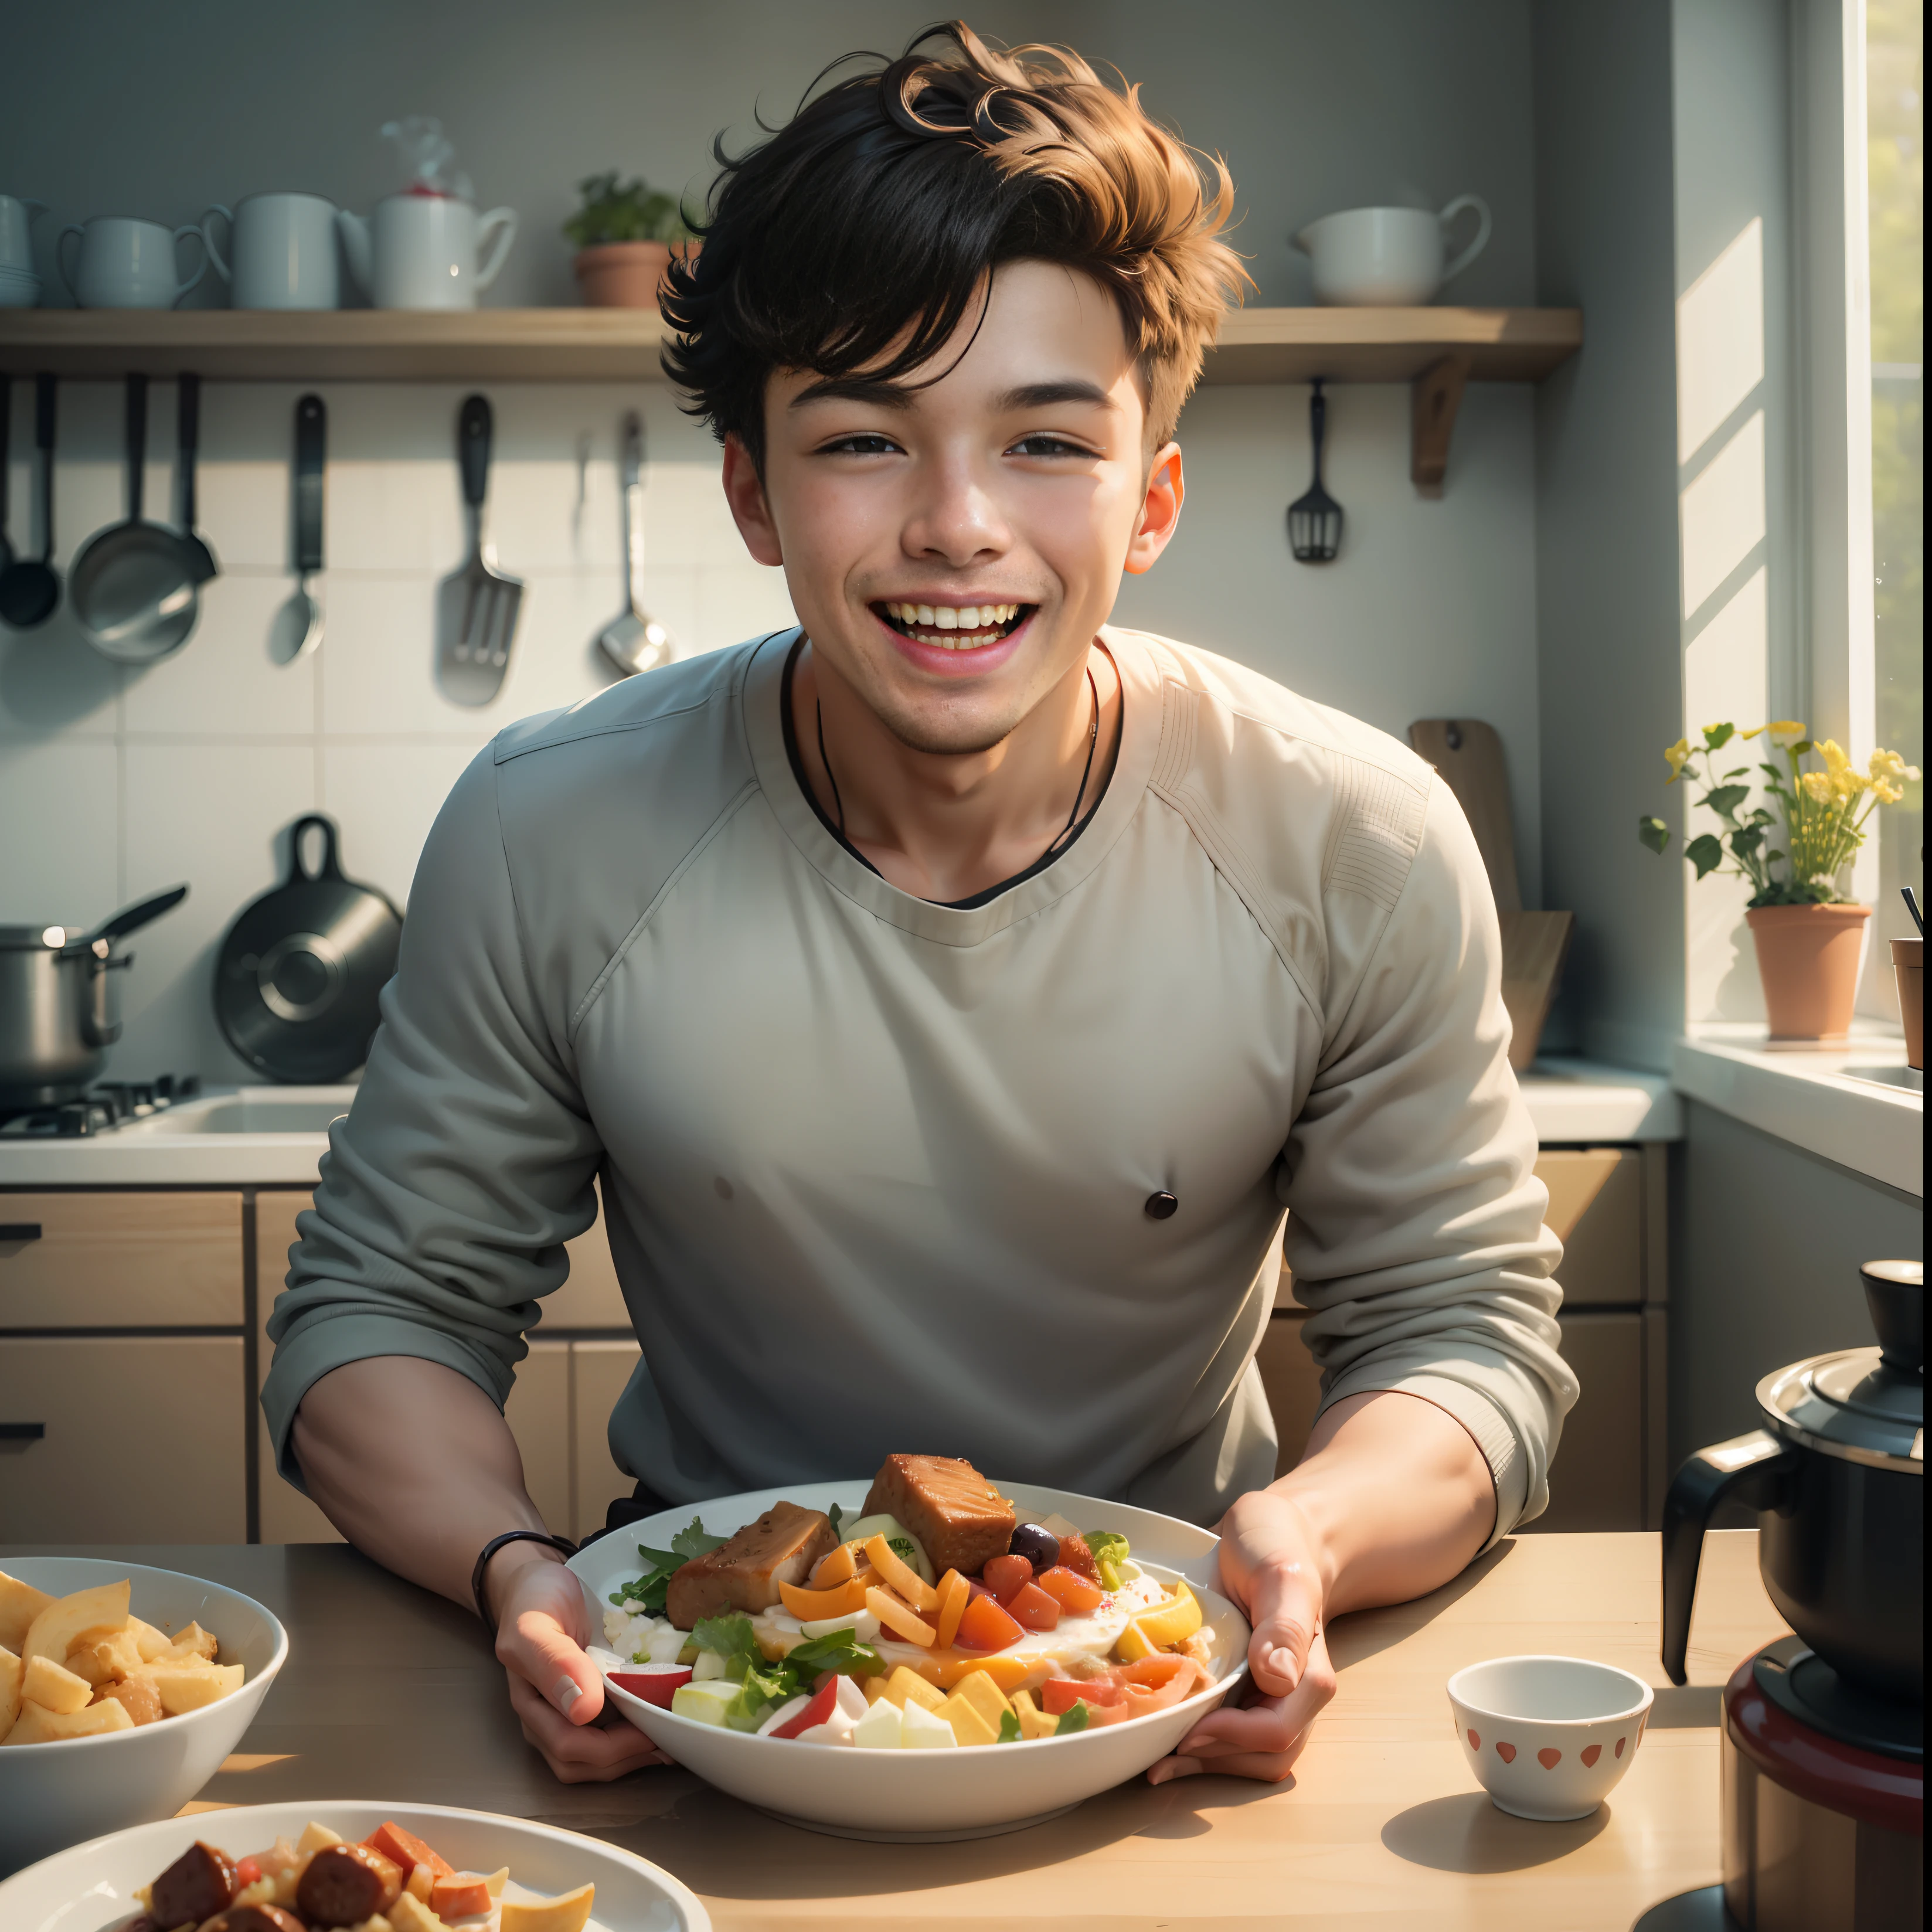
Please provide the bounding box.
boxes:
[1664,1259,1924,1708]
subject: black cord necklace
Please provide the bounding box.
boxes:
[816,664,1101,858]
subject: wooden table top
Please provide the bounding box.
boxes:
[7,1533,1784,1931]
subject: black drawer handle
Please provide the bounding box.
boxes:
[0,1423,46,1441]
[0,1223,43,1243]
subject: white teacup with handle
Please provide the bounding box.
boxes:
[1293,195,1492,305]
[203,192,341,309]
[57,215,209,308]
[0,195,46,273]
[336,193,516,309]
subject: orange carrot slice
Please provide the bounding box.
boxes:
[810,1542,858,1590]
[865,1586,938,1646]
[933,1570,969,1649]
[778,1576,870,1620]
[863,1535,939,1613]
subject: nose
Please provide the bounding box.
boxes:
[899,450,1011,570]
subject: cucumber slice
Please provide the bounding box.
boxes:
[841,1514,936,1585]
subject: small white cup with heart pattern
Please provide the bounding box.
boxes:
[1447,1655,1654,1821]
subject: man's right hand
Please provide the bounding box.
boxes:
[491,1550,674,1784]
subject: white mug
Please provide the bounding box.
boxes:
[57,215,208,308]
[336,193,516,310]
[1292,196,1492,306]
[203,193,340,309]
[0,195,45,273]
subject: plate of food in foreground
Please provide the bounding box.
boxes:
[1,1558,287,1875]
[570,1456,1251,1840]
[0,1800,710,1932]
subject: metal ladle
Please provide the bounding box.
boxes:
[70,373,205,663]
[0,375,64,630]
[597,411,676,677]
[270,394,325,662]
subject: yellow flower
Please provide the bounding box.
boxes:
[1801,770,1837,803]
[1743,721,1807,747]
[1664,738,1692,784]
[1872,778,1905,805]
[1870,747,1921,787]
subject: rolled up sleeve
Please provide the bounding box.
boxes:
[1281,779,1576,1539]
[260,746,604,1489]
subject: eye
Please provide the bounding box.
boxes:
[818,433,903,457]
[1007,433,1096,459]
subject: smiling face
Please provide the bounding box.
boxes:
[722,260,1183,756]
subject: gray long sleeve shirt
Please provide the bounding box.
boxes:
[264,627,1574,1533]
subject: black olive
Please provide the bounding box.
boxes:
[1009,1523,1061,1572]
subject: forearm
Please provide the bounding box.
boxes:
[1271,1389,1496,1618]
[290,1356,557,1617]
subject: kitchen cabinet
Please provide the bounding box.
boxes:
[572,1342,644,1543]
[1257,1146,1671,1530]
[0,1335,247,1542]
[1,1191,242,1326]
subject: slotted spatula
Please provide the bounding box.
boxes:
[436,393,522,705]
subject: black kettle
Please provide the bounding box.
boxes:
[1662,1258,1923,1700]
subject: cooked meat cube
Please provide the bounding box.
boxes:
[149,1840,239,1928]
[862,1454,1016,1579]
[665,1500,838,1628]
[296,1842,403,1927]
[202,1909,307,1932]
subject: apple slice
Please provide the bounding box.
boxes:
[608,1666,692,1709]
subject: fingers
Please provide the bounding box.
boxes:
[1244,1566,1324,1698]
[1154,1631,1336,1784]
[505,1668,671,1783]
[1149,1745,1305,1785]
[498,1603,606,1727]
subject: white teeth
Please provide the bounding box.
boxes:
[936,607,957,630]
[959,606,981,630]
[916,604,936,627]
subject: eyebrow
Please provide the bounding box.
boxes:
[788,374,1118,413]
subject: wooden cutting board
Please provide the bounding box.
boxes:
[1407,718,1522,913]
[1410,719,1572,1068]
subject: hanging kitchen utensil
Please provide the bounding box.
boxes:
[0,375,62,629]
[214,814,402,1083]
[176,372,218,584]
[597,410,675,678]
[0,377,12,579]
[270,393,326,662]
[0,885,187,1110]
[70,373,204,663]
[1287,377,1343,563]
[436,392,522,705]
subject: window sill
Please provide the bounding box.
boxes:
[1671,1024,1923,1196]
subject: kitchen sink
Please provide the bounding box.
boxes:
[118,1087,356,1136]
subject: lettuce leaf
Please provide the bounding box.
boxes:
[607,1516,722,1612]
[1085,1531,1131,1592]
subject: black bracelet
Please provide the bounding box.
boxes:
[471,1529,579,1635]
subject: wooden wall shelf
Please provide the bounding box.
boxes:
[0,304,1580,482]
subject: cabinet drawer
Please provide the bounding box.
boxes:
[254,1191,341,1544]
[572,1341,642,1543]
[1532,1311,1644,1532]
[0,1192,243,1328]
[1534,1150,1642,1305]
[0,1335,247,1542]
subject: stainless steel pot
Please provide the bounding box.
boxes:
[1662,1259,1924,1700]
[0,886,188,1109]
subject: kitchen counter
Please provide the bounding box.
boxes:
[0,1064,1680,1189]
[6,1532,1784,1928]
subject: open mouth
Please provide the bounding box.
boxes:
[873,600,1033,651]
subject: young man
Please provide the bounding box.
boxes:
[268,26,1573,1787]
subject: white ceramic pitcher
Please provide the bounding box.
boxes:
[1292,196,1492,306]
[336,194,516,309]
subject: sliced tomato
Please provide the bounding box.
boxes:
[1035,1564,1105,1615]
[1040,1674,1125,1715]
[954,1591,1025,1652]
[769,1676,839,1740]
[981,1554,1032,1605]
[1056,1531,1101,1584]
[1118,1654,1203,1716]
[234,1858,262,1887]
[608,1666,693,1707]
[1007,1581,1062,1632]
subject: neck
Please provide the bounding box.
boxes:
[791,640,1122,903]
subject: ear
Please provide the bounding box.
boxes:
[1124,444,1183,577]
[722,433,783,567]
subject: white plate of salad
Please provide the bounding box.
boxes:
[567,1457,1250,1841]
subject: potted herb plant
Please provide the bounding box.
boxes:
[564,172,693,309]
[1641,722,1920,1040]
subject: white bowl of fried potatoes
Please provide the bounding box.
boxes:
[0,1557,287,1875]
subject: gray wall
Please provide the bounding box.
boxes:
[1672,1100,1922,1461]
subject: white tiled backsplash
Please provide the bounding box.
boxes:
[0,378,797,1086]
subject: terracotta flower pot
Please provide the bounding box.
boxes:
[1892,937,1923,1070]
[1745,903,1872,1042]
[573,240,693,309]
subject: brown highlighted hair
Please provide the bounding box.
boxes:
[661,21,1248,467]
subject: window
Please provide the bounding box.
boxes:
[1868,0,1923,960]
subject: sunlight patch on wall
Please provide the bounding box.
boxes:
[1677,217,1766,464]
[1680,410,1767,618]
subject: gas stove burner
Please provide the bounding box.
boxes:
[0,1073,201,1138]
[1755,1637,1922,1762]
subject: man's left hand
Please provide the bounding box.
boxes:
[1147,1487,1336,1784]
